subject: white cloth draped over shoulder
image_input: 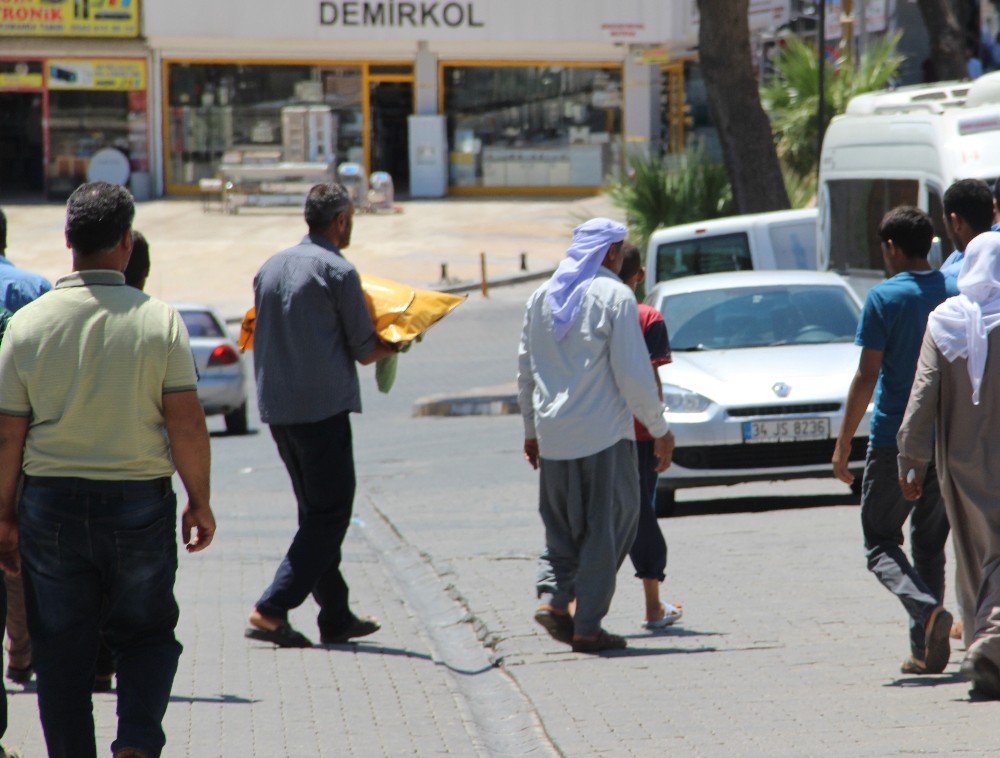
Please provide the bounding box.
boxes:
[928,231,1000,404]
[545,218,627,341]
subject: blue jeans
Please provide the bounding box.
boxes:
[0,569,6,740]
[19,476,182,758]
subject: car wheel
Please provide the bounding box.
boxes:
[225,402,248,435]
[655,488,676,518]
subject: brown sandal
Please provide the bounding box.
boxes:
[534,605,574,644]
[571,629,627,653]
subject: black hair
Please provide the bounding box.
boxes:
[124,229,150,289]
[877,206,933,259]
[618,241,642,282]
[304,183,351,233]
[0,207,6,254]
[65,182,135,256]
[992,177,1000,207]
[943,178,994,233]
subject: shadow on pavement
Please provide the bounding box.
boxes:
[623,627,724,640]
[320,641,433,662]
[669,492,859,519]
[599,646,718,658]
[884,672,967,688]
[168,693,258,704]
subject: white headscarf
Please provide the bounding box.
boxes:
[545,218,627,341]
[927,231,1000,404]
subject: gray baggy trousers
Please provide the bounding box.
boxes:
[535,439,640,637]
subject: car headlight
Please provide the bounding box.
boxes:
[662,383,713,413]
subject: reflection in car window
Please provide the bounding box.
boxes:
[768,223,816,269]
[655,232,752,282]
[179,310,225,338]
[659,285,860,351]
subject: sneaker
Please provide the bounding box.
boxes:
[642,602,683,630]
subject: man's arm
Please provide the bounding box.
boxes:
[0,413,28,574]
[162,390,215,553]
[517,300,539,469]
[832,348,882,484]
[897,330,943,501]
[357,340,397,366]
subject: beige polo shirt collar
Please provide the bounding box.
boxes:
[55,270,125,289]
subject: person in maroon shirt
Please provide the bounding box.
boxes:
[619,243,683,628]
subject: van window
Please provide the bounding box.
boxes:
[655,232,752,282]
[769,222,816,269]
[827,179,919,272]
[927,189,954,263]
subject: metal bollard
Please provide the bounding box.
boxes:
[440,262,449,282]
[480,252,489,298]
[519,252,528,271]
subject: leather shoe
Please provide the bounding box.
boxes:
[320,615,380,644]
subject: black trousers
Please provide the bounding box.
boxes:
[255,412,357,635]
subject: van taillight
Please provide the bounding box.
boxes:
[208,345,239,366]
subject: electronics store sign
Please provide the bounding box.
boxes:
[0,0,140,38]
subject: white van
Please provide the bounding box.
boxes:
[645,208,817,285]
[818,72,1000,284]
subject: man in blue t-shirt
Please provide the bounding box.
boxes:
[939,179,994,278]
[833,206,958,676]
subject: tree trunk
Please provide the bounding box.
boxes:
[916,0,969,81]
[696,0,790,214]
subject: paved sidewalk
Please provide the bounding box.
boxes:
[0,194,613,320]
[4,448,485,757]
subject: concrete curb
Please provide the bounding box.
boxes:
[222,269,553,325]
[413,384,519,418]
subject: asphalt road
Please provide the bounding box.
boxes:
[8,280,999,756]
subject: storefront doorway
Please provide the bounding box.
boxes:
[0,92,44,198]
[369,80,413,194]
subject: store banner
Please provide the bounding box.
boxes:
[0,0,140,38]
[47,59,146,90]
[0,71,44,88]
[144,0,689,43]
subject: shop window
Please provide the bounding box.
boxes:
[48,90,144,199]
[827,179,919,272]
[443,65,623,188]
[166,63,363,186]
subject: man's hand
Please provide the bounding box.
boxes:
[182,501,216,553]
[832,442,855,485]
[524,438,539,470]
[899,470,923,502]
[0,518,19,575]
[653,431,675,473]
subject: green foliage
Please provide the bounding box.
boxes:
[761,32,903,185]
[607,144,734,252]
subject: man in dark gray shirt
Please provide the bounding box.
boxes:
[246,183,395,648]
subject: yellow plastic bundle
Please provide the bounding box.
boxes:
[238,274,465,352]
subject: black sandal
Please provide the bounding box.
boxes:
[571,629,627,653]
[245,621,313,648]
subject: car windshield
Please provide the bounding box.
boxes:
[180,310,225,338]
[657,284,860,351]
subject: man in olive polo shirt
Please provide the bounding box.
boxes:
[0,182,216,758]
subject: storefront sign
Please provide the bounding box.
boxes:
[0,71,43,88]
[47,59,146,91]
[319,1,484,28]
[146,0,682,44]
[0,0,140,38]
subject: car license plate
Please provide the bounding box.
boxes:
[742,417,830,444]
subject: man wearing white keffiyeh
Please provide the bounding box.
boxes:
[898,231,1000,698]
[517,219,675,653]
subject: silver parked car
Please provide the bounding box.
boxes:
[176,304,249,434]
[646,270,872,511]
